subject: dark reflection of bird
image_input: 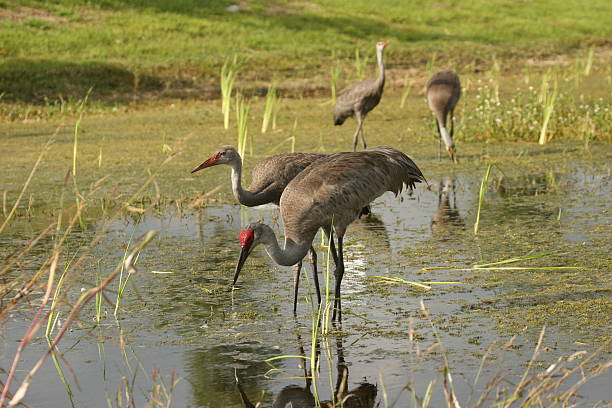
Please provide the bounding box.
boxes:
[426,70,461,162]
[350,212,391,250]
[236,333,377,408]
[191,146,325,312]
[431,177,463,234]
[233,147,425,321]
[334,41,389,151]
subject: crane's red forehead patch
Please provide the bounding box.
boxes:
[239,229,254,247]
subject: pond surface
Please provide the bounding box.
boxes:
[2,148,610,407]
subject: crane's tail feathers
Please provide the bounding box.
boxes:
[367,146,426,195]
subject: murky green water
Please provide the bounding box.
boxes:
[2,146,610,407]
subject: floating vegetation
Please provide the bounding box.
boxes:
[423,252,586,272]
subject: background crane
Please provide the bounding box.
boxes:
[426,70,461,162]
[334,41,389,151]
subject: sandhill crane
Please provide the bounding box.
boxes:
[334,41,389,151]
[191,146,326,312]
[426,70,461,162]
[233,146,425,321]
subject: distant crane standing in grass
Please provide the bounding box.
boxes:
[233,146,425,321]
[191,146,326,311]
[426,70,461,162]
[334,41,389,151]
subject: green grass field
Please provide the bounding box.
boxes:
[1,0,611,105]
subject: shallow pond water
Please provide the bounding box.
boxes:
[2,150,610,407]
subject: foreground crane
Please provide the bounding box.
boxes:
[233,146,425,321]
[334,41,389,151]
[426,70,461,162]
[191,146,326,312]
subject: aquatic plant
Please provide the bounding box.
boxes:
[330,51,341,103]
[354,47,370,80]
[221,55,239,130]
[474,163,493,234]
[538,74,558,144]
[261,84,278,134]
[235,94,251,159]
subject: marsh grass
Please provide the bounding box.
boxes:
[538,74,558,145]
[0,129,179,405]
[330,51,341,103]
[354,47,370,80]
[221,55,239,130]
[235,94,251,159]
[261,84,278,134]
[474,163,493,234]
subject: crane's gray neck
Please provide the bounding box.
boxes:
[376,47,386,90]
[229,159,273,206]
[261,227,312,266]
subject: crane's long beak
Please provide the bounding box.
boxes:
[233,243,253,286]
[191,156,217,173]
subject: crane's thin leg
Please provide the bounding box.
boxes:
[331,234,345,322]
[435,117,442,161]
[352,112,364,152]
[309,246,321,306]
[450,110,458,163]
[323,227,339,266]
[292,261,302,314]
[329,232,339,266]
[360,120,367,149]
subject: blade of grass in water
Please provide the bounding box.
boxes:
[474,163,493,234]
[261,84,278,134]
[72,87,92,177]
[235,94,250,159]
[474,252,557,268]
[221,55,239,130]
[371,275,431,290]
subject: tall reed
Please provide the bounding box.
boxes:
[221,55,239,130]
[261,84,278,133]
[474,163,493,234]
[538,75,558,144]
[400,84,411,109]
[330,51,341,103]
[354,47,369,80]
[72,87,92,177]
[235,94,250,159]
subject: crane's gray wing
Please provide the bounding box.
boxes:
[281,147,424,237]
[334,79,381,124]
[248,153,327,203]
